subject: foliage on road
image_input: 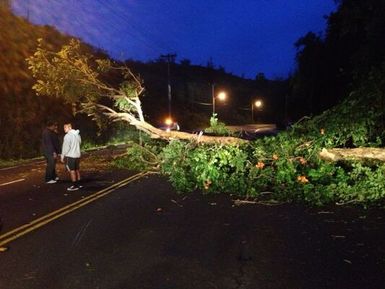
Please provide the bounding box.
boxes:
[204,114,233,136]
[116,67,385,206]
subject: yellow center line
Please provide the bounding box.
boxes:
[1,172,145,242]
[0,178,25,187]
[0,171,150,248]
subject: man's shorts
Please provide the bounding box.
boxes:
[65,157,80,171]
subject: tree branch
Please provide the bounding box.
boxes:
[319,148,385,162]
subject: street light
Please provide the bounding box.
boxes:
[164,117,173,126]
[212,84,227,115]
[251,99,263,122]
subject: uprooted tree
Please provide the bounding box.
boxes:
[26,39,244,145]
[27,39,385,205]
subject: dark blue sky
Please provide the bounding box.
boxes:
[12,0,336,79]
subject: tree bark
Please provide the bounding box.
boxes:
[98,102,247,145]
[319,148,385,162]
[132,120,247,145]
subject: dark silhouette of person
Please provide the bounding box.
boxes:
[42,121,61,183]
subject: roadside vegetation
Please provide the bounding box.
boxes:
[116,73,385,206]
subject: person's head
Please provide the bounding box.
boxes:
[47,120,57,131]
[63,123,72,133]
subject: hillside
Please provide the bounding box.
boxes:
[0,6,78,158]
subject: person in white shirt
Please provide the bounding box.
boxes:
[61,123,82,191]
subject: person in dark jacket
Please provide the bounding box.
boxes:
[42,121,61,183]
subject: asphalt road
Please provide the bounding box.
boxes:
[0,147,131,233]
[1,154,385,288]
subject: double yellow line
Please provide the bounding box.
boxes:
[0,171,149,250]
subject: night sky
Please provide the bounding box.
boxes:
[12,0,336,79]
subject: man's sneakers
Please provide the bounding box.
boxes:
[46,177,59,184]
[67,185,79,191]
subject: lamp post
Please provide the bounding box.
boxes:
[252,99,263,122]
[212,84,227,116]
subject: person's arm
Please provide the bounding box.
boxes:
[53,133,61,155]
[61,135,69,162]
[42,130,51,154]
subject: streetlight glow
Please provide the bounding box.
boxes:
[217,91,227,101]
[255,100,262,108]
[212,86,227,116]
[164,117,173,126]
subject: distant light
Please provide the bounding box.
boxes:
[217,91,227,101]
[254,100,262,108]
[164,117,173,126]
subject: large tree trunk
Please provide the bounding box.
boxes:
[319,148,385,162]
[131,119,246,145]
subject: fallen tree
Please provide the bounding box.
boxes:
[28,39,385,206]
[27,39,244,145]
[26,39,382,149]
[320,148,385,162]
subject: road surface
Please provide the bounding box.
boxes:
[1,151,385,288]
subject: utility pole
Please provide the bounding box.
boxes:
[26,0,30,21]
[212,83,215,115]
[161,53,176,119]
